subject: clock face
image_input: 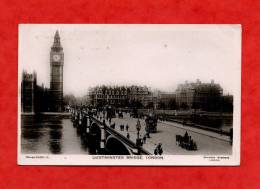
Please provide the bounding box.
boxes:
[53,54,61,61]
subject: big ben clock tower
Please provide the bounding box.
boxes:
[50,30,64,112]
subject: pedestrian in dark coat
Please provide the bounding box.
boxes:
[157,143,163,155]
[154,147,158,155]
[143,135,146,144]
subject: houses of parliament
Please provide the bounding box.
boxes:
[21,31,64,113]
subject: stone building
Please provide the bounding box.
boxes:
[21,71,50,113]
[21,71,37,113]
[175,79,223,111]
[21,31,64,113]
[127,85,153,107]
[156,91,176,109]
[89,85,153,108]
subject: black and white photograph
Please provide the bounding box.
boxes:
[18,24,241,165]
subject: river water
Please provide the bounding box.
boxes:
[21,115,92,154]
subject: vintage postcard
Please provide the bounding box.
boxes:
[18,24,241,165]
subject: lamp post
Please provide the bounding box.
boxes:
[136,119,141,146]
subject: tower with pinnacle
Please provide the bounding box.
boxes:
[50,31,64,112]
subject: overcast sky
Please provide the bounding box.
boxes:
[19,24,241,97]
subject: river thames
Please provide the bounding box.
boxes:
[21,114,93,154]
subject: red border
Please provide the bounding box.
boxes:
[0,0,260,189]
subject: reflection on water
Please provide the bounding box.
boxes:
[49,126,62,154]
[21,115,92,154]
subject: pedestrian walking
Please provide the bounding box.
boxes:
[157,143,163,155]
[143,135,146,144]
[126,124,129,131]
[146,132,150,138]
[154,145,158,155]
[140,139,143,146]
[127,133,130,139]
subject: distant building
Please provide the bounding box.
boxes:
[21,31,64,113]
[221,94,233,112]
[21,71,37,113]
[156,91,176,109]
[21,71,50,113]
[175,79,223,111]
[89,86,128,107]
[128,85,153,107]
[89,85,153,108]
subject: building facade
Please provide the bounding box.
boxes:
[175,79,223,111]
[21,71,50,113]
[156,91,176,109]
[21,71,37,113]
[89,85,153,108]
[21,31,64,113]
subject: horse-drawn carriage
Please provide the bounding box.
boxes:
[176,132,198,151]
[106,106,116,119]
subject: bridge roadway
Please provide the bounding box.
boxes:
[101,113,232,155]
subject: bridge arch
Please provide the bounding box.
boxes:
[105,135,131,155]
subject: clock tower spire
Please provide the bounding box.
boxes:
[50,30,64,112]
[52,30,63,51]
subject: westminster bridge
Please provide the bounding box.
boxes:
[71,109,232,155]
[72,111,151,155]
